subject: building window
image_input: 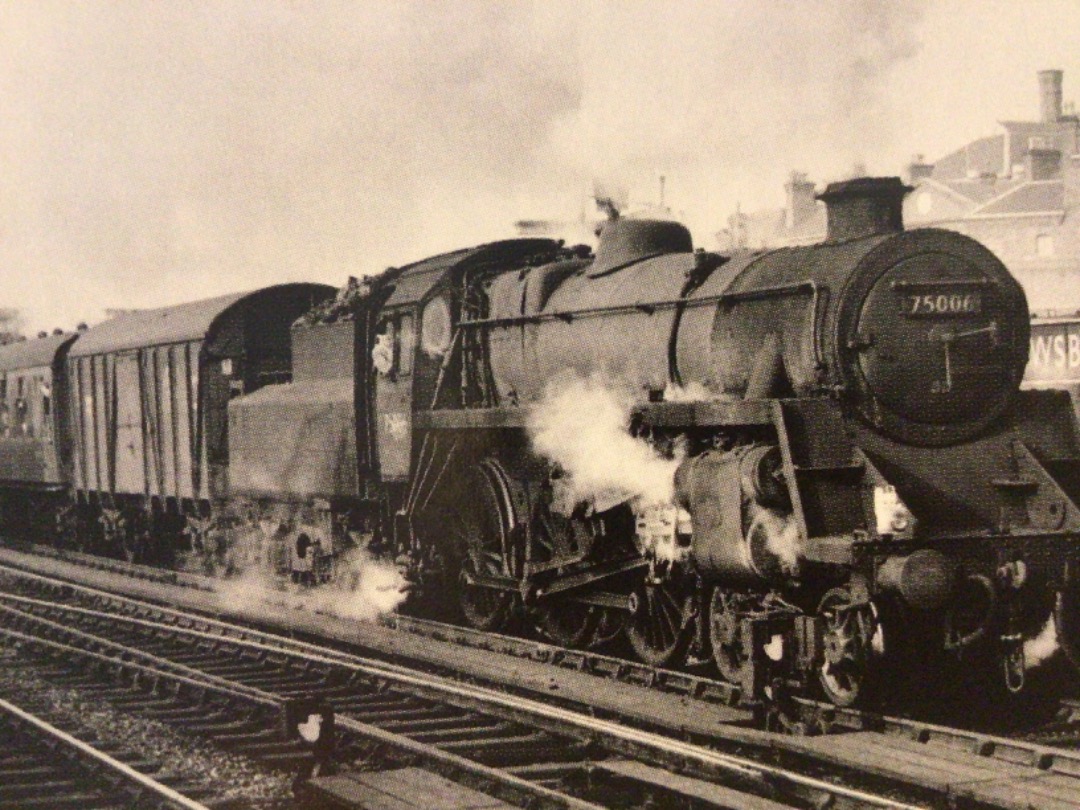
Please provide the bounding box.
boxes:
[1036,234,1055,257]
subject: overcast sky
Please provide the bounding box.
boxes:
[2,0,1079,331]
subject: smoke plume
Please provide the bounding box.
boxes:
[0,1,935,331]
[528,372,679,511]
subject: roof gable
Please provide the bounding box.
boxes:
[971,180,1063,216]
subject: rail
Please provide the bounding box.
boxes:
[0,694,213,810]
[0,567,926,810]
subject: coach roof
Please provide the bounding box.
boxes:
[69,283,333,358]
[0,332,78,373]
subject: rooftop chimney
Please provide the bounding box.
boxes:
[908,154,934,183]
[817,177,912,242]
[1027,143,1061,180]
[1039,69,1064,124]
[784,171,817,229]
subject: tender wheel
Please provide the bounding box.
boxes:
[709,588,753,685]
[626,577,693,667]
[451,460,516,631]
[817,586,877,707]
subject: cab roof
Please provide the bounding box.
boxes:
[382,239,559,308]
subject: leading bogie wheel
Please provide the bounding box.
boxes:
[708,588,754,686]
[817,586,877,707]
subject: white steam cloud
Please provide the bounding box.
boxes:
[213,527,407,624]
[1024,616,1060,671]
[528,372,679,511]
[747,503,802,578]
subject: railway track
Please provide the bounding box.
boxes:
[0,558,933,810]
[3,553,1080,807]
[0,691,223,810]
[4,546,1071,735]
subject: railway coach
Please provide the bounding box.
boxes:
[0,330,79,542]
[62,283,334,565]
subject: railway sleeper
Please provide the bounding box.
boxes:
[0,780,80,800]
[437,731,572,764]
[239,673,314,690]
[0,765,57,781]
[98,692,174,711]
[256,750,316,770]
[593,760,799,810]
[332,694,422,713]
[141,702,225,721]
[333,699,422,717]
[377,713,488,734]
[183,713,269,736]
[0,793,115,810]
[503,761,591,781]
[230,739,307,758]
[359,705,459,723]
[407,719,512,744]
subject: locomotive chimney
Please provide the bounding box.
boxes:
[816,176,912,242]
[1038,69,1064,124]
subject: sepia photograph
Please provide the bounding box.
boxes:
[0,1,1079,808]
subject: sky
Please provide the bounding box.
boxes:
[1,0,1079,332]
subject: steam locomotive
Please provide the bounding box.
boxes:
[2,176,1080,707]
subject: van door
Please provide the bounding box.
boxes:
[113,351,146,494]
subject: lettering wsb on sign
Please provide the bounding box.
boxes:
[1029,330,1080,372]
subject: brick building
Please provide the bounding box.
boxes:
[719,70,1080,315]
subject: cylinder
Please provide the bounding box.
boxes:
[675,444,797,584]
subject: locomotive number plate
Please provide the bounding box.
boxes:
[900,291,982,317]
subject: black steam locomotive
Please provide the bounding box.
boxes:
[2,176,1079,707]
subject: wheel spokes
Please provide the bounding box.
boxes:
[452,462,517,631]
[817,589,876,706]
[626,579,692,667]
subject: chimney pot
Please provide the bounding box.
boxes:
[785,171,818,229]
[1039,69,1064,124]
[908,154,934,182]
[1027,145,1061,180]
